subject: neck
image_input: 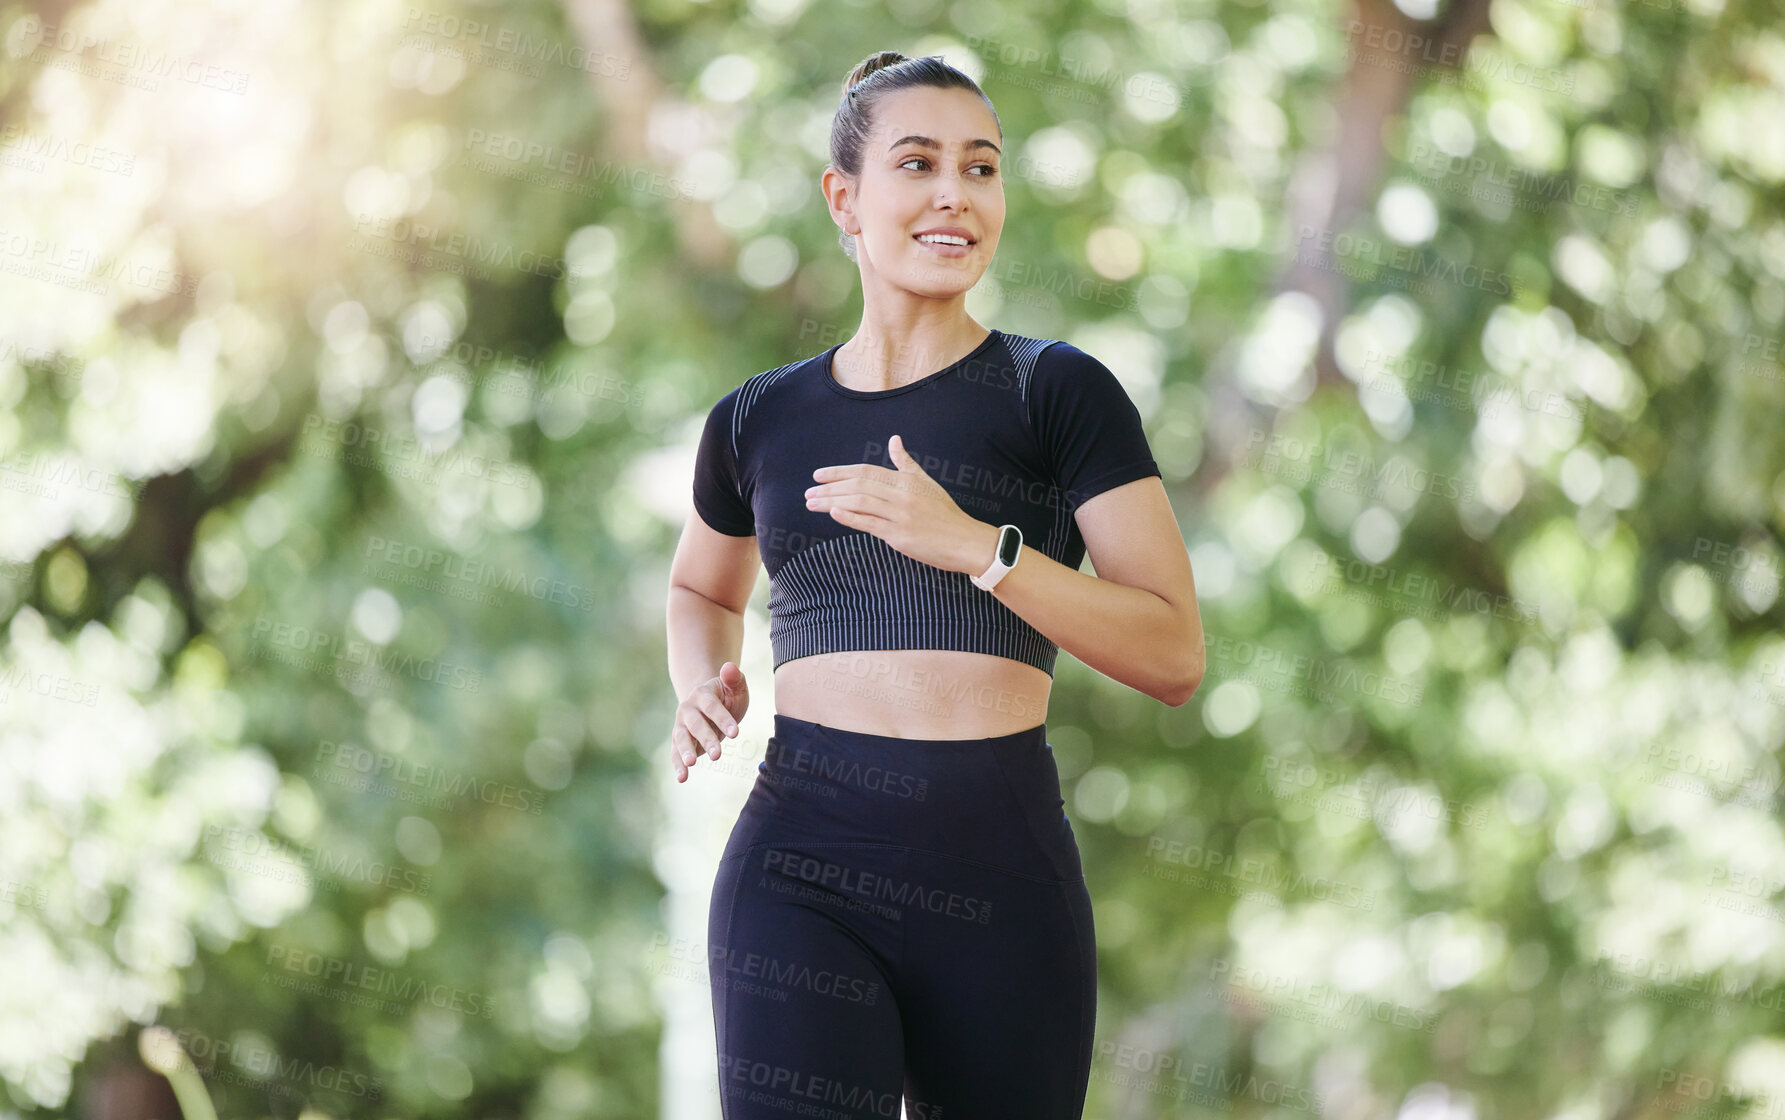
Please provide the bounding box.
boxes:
[835,283,988,392]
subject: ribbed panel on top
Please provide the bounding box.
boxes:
[768,532,1058,676]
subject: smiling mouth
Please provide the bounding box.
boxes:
[913,234,976,247]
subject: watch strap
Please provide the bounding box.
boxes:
[970,524,1022,591]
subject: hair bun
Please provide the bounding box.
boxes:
[842,50,908,97]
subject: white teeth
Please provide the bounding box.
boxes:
[916,234,970,246]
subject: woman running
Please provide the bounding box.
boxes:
[665,49,1204,1120]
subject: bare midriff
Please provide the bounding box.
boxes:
[774,648,1051,739]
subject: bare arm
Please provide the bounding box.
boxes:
[956,477,1204,705]
[665,509,760,780]
[803,438,1202,706]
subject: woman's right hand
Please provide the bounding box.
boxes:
[671,661,748,783]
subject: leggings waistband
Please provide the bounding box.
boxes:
[772,712,1047,753]
[751,712,1079,882]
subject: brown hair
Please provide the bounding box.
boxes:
[828,51,1000,261]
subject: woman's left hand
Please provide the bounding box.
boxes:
[805,434,998,575]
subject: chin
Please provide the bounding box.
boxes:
[899,275,981,300]
[902,254,987,292]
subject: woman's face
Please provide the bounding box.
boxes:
[826,85,1005,298]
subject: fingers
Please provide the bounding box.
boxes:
[670,722,700,780]
[808,464,907,496]
[811,470,910,495]
[680,707,722,761]
[718,662,746,700]
[672,667,751,785]
[671,715,717,780]
[811,464,872,483]
[695,691,738,753]
[670,721,689,782]
[817,496,893,525]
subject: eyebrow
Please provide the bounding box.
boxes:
[886,134,1001,156]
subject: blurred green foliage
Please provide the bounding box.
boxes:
[1,0,1783,1117]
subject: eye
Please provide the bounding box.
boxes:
[898,156,998,177]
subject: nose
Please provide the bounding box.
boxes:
[934,168,967,209]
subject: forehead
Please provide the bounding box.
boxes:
[870,86,1001,144]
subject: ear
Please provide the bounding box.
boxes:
[820,166,859,236]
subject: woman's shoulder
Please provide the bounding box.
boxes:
[706,351,819,433]
[994,331,1100,403]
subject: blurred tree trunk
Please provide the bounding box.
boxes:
[1203,0,1494,489]
[1278,0,1496,388]
[80,1043,180,1120]
[561,0,730,267]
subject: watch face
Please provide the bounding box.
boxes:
[996,525,1022,566]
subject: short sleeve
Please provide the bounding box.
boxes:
[691,388,756,536]
[1027,342,1162,511]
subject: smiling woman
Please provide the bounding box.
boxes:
[663,46,1203,1120]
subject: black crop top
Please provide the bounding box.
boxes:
[690,329,1162,677]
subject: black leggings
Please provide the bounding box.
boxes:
[708,713,1097,1119]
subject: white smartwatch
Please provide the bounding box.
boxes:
[970,524,1023,591]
